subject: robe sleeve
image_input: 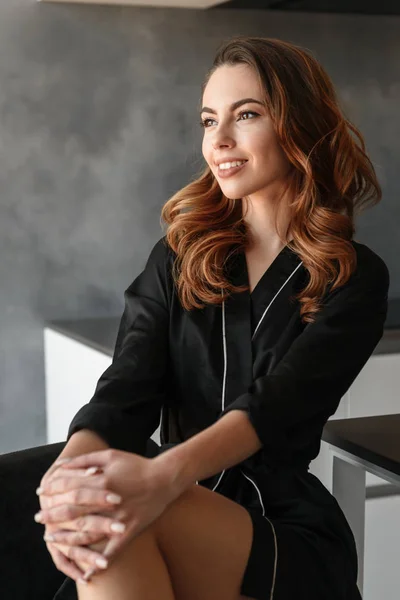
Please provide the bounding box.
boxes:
[66,237,171,455]
[218,249,390,467]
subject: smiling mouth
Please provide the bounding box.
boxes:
[217,160,248,178]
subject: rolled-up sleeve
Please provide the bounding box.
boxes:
[218,251,390,466]
[67,237,171,455]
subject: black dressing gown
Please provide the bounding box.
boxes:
[53,235,389,600]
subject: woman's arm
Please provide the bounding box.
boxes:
[157,248,390,488]
[57,429,110,460]
[40,429,109,487]
[38,237,171,582]
[65,237,170,456]
[155,410,260,493]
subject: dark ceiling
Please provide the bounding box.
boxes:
[212,0,400,16]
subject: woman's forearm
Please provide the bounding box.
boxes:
[154,410,262,495]
[57,429,110,460]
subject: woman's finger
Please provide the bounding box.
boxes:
[55,450,113,470]
[46,542,88,584]
[39,467,104,493]
[44,513,127,536]
[82,566,97,582]
[42,463,60,484]
[41,487,122,510]
[102,533,126,561]
[39,460,74,490]
[51,542,110,572]
[36,496,124,525]
[34,503,99,524]
[44,528,109,547]
[81,535,126,582]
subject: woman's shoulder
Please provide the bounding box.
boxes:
[147,235,175,265]
[350,239,390,292]
[317,239,389,314]
[146,236,178,297]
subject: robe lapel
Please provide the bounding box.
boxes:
[222,245,304,409]
[249,245,305,333]
[222,251,253,409]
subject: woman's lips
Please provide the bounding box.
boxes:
[217,161,248,178]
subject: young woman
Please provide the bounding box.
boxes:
[36,36,389,600]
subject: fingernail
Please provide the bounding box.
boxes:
[106,493,122,504]
[44,534,55,542]
[84,466,100,477]
[110,522,126,533]
[95,557,108,569]
[36,487,44,495]
[78,578,88,585]
[34,512,43,523]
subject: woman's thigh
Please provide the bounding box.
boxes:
[151,483,255,600]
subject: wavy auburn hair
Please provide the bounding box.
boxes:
[160,36,382,323]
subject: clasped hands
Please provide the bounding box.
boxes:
[35,448,180,584]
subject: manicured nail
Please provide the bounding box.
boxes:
[44,534,55,542]
[110,522,126,533]
[78,578,88,585]
[84,466,101,477]
[34,512,43,523]
[95,557,108,569]
[36,487,44,495]
[106,493,122,504]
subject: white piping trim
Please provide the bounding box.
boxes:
[211,261,302,594]
[241,470,266,517]
[221,293,227,412]
[241,470,278,600]
[212,260,302,494]
[212,291,228,492]
[242,261,301,598]
[252,261,303,341]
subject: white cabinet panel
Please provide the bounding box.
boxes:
[44,328,112,444]
[364,494,400,600]
[348,353,400,419]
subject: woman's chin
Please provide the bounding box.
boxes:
[220,184,254,201]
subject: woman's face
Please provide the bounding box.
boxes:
[201,64,292,201]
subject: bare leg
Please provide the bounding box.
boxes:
[76,527,175,600]
[77,484,257,600]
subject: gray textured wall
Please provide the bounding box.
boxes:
[0,1,399,452]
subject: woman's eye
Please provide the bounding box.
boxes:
[199,111,259,129]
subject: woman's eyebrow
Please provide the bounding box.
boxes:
[200,98,264,115]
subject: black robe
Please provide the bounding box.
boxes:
[56,235,389,600]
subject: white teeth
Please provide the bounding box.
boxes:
[219,160,247,170]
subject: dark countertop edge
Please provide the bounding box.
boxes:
[377,328,400,354]
[45,319,117,358]
[322,416,400,478]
